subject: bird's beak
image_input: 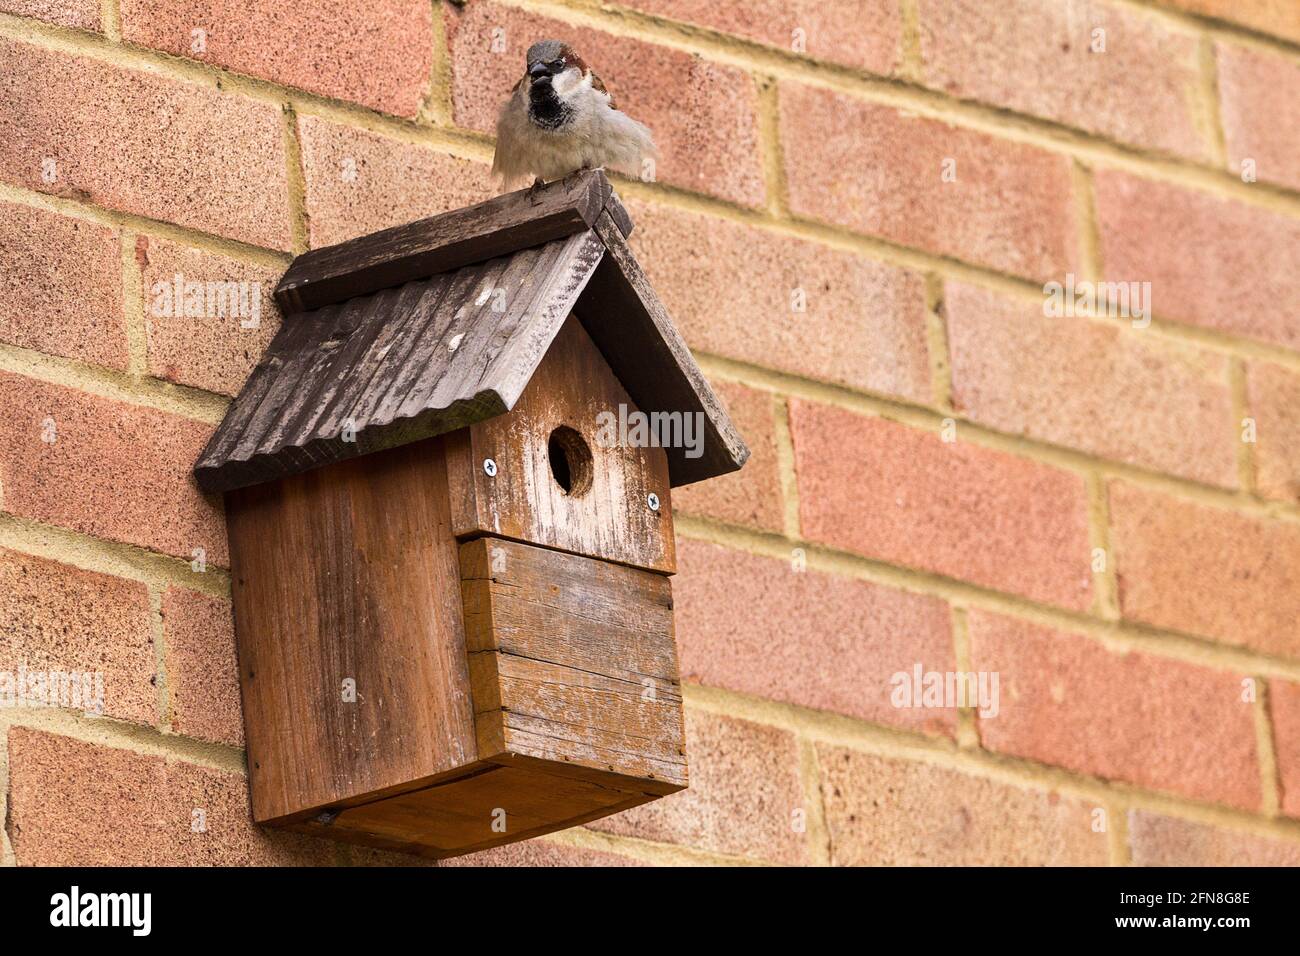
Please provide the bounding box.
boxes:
[527,62,549,81]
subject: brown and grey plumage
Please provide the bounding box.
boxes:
[492,39,656,190]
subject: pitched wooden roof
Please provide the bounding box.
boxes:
[194,170,748,494]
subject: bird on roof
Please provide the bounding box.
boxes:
[492,39,657,191]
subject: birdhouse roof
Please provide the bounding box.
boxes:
[194,170,748,494]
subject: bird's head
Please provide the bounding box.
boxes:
[524,39,586,95]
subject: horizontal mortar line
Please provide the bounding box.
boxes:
[600,0,1300,70]
[691,351,1300,527]
[1124,0,1300,59]
[0,342,231,424]
[615,182,1300,372]
[0,707,247,775]
[0,513,232,598]
[552,824,771,867]
[0,13,496,164]
[673,513,1300,682]
[281,90,495,163]
[4,7,1300,221]
[506,0,1300,215]
[682,685,1300,848]
[0,180,292,271]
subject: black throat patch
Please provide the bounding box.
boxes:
[528,82,573,130]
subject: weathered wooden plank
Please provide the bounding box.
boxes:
[275,169,614,313]
[579,209,750,487]
[228,437,477,825]
[312,760,657,858]
[198,180,748,496]
[604,189,634,239]
[195,231,606,494]
[459,537,688,791]
[446,314,676,573]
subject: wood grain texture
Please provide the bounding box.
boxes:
[446,314,676,573]
[228,436,477,824]
[259,533,685,859]
[460,536,687,793]
[603,189,634,239]
[275,170,615,313]
[576,210,749,487]
[196,229,606,493]
[199,181,746,495]
[301,760,658,858]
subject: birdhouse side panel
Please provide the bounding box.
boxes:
[227,437,478,824]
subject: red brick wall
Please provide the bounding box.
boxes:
[1,0,1298,866]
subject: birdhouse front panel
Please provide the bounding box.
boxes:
[445,314,675,574]
[460,537,685,788]
[195,173,748,859]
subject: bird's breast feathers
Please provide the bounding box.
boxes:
[493,66,655,189]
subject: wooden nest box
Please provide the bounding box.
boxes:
[194,171,748,859]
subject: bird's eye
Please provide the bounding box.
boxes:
[550,59,564,70]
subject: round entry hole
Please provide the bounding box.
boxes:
[547,426,593,497]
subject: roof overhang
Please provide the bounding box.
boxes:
[195,170,749,494]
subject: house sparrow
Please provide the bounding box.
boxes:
[492,39,656,191]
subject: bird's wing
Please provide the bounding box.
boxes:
[589,69,617,111]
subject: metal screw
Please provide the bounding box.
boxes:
[483,458,498,477]
[647,492,660,512]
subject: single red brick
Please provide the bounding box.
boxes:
[673,539,956,735]
[1248,360,1300,504]
[1128,811,1300,866]
[0,547,155,724]
[918,0,1209,160]
[969,610,1260,810]
[444,1,765,206]
[778,83,1079,282]
[1153,0,1300,46]
[818,746,1109,864]
[161,587,242,747]
[670,382,783,532]
[789,401,1093,609]
[0,372,227,564]
[946,281,1236,487]
[1217,42,1300,193]
[441,841,644,867]
[0,0,98,31]
[1094,170,1300,352]
[119,0,432,117]
[1108,481,1300,657]
[7,728,335,865]
[0,200,127,369]
[589,710,808,864]
[297,114,496,248]
[626,199,932,403]
[1270,680,1300,819]
[137,236,281,397]
[0,37,290,249]
[619,0,902,74]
